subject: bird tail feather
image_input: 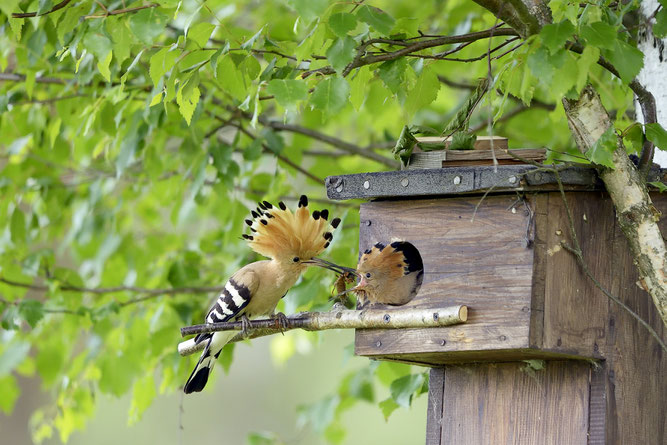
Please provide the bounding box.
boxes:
[183,331,236,394]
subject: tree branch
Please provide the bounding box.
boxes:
[302,27,519,78]
[83,3,159,19]
[12,0,73,18]
[258,118,399,168]
[178,305,468,356]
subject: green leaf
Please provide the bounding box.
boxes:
[188,22,216,47]
[176,83,201,125]
[0,375,20,414]
[244,138,264,160]
[377,58,407,94]
[404,67,440,117]
[266,79,308,109]
[585,127,617,168]
[648,181,667,192]
[129,8,169,44]
[580,21,617,50]
[328,13,357,38]
[350,66,372,111]
[603,39,643,83]
[623,123,643,154]
[149,46,179,87]
[326,37,356,74]
[645,123,667,151]
[540,20,575,53]
[261,129,284,154]
[378,397,399,421]
[287,0,328,23]
[356,5,395,36]
[389,373,424,408]
[309,77,350,115]
[654,9,667,38]
[18,300,44,328]
[97,51,113,82]
[10,207,26,244]
[576,45,600,92]
[83,29,112,61]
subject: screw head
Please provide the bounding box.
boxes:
[363,180,370,189]
[498,335,507,341]
[440,339,446,346]
[509,175,517,184]
[365,220,372,226]
[433,313,439,321]
[375,340,382,347]
[401,177,409,187]
[453,175,461,185]
[383,314,391,323]
[336,185,343,193]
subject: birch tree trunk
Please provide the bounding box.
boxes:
[474,0,667,327]
[635,0,667,167]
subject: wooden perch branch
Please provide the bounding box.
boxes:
[178,305,468,356]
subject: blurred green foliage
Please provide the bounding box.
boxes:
[1,0,666,443]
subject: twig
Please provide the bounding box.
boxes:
[178,305,468,356]
[229,122,325,185]
[84,3,160,19]
[12,0,73,18]
[302,27,518,78]
[259,119,399,168]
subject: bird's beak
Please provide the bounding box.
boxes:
[303,257,358,275]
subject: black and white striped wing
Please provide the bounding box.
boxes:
[206,274,258,324]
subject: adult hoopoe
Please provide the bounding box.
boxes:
[184,195,345,394]
[350,240,424,309]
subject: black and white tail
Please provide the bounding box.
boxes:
[183,331,237,393]
[183,277,252,394]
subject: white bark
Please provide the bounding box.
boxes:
[564,87,667,326]
[636,0,667,166]
[178,305,468,356]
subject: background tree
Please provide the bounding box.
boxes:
[1,0,666,443]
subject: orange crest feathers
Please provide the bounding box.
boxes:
[357,240,424,278]
[242,195,341,260]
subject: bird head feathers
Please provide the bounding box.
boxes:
[354,240,424,307]
[242,195,341,266]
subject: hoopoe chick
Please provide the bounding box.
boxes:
[353,240,424,309]
[184,195,345,394]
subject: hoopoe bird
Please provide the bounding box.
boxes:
[184,195,345,394]
[350,240,424,309]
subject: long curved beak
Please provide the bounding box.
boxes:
[303,257,358,275]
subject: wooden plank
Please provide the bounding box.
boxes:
[541,192,612,356]
[440,361,590,445]
[425,368,445,445]
[415,135,509,151]
[529,193,548,348]
[602,192,667,445]
[408,148,545,169]
[355,196,534,362]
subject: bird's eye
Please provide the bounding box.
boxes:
[365,272,371,278]
[293,257,300,263]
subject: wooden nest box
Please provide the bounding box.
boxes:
[326,158,666,445]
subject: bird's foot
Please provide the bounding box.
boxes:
[240,315,252,337]
[271,312,289,333]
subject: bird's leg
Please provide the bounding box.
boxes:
[270,312,289,333]
[240,314,252,337]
